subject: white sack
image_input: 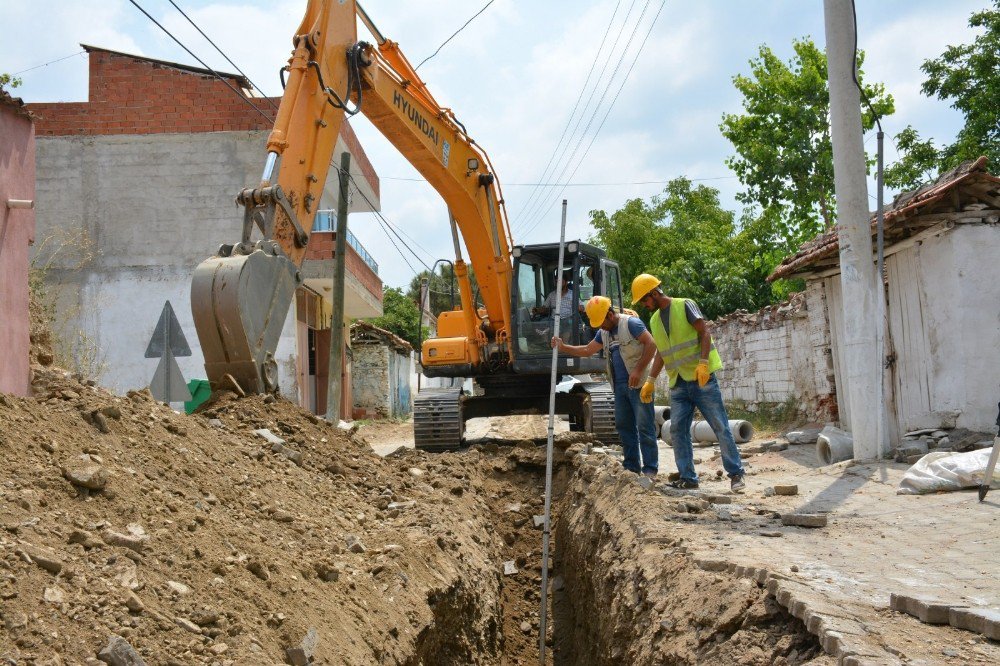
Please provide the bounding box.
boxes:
[896,447,1000,495]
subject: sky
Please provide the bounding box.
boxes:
[2,0,989,289]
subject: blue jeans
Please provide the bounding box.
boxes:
[613,382,658,475]
[669,375,745,482]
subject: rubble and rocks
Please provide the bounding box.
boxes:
[785,428,822,445]
[781,513,828,528]
[96,635,146,666]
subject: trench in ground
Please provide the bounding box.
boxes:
[409,443,825,665]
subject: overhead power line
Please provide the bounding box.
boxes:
[510,0,624,222]
[517,0,658,236]
[520,0,668,240]
[379,174,737,186]
[338,168,434,274]
[127,0,272,122]
[514,0,647,233]
[14,51,87,76]
[416,0,496,70]
[167,0,278,110]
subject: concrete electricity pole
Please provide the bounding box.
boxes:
[823,0,883,460]
[326,152,351,423]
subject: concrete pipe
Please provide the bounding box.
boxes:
[691,419,754,444]
[816,426,853,465]
[661,419,754,444]
[654,405,671,428]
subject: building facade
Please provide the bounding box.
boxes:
[767,158,1000,434]
[27,45,382,412]
[0,89,36,397]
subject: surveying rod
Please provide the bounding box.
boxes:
[539,200,568,664]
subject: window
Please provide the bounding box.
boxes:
[605,261,623,312]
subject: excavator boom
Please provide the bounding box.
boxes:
[191,0,512,393]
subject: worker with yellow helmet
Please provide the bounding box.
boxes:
[631,273,746,493]
[551,295,659,477]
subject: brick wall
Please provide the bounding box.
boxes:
[30,49,275,136]
[26,46,378,197]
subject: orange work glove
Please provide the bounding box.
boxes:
[640,379,655,403]
[695,360,710,387]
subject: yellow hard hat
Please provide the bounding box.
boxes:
[585,295,612,327]
[630,273,662,305]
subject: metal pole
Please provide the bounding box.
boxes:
[326,152,351,423]
[823,0,881,460]
[539,199,568,665]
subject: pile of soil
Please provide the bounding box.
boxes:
[0,367,511,665]
[28,289,54,368]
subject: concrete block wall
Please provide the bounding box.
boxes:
[696,286,838,423]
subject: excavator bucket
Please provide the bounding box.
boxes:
[191,242,301,394]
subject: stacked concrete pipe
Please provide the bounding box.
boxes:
[660,419,754,444]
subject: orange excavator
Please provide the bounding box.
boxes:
[191,0,628,450]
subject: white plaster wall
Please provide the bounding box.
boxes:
[907,225,1000,431]
[950,225,1000,430]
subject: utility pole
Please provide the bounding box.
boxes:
[326,152,351,423]
[823,0,883,460]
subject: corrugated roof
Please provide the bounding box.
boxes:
[768,157,1000,281]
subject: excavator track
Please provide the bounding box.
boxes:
[575,381,620,447]
[414,388,465,452]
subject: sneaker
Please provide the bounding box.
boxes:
[642,470,657,479]
[730,475,746,493]
[668,478,699,490]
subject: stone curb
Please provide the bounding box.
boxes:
[693,558,901,665]
[890,592,1000,640]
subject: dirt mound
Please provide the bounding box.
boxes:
[28,289,54,368]
[0,368,509,664]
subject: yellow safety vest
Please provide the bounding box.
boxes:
[649,298,722,387]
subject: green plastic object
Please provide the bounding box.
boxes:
[184,379,211,414]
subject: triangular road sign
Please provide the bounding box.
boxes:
[150,347,193,403]
[145,301,191,358]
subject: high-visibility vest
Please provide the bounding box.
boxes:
[601,315,650,385]
[649,298,722,387]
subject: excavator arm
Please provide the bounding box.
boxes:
[191,0,513,393]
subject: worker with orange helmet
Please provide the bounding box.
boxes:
[551,295,659,477]
[630,273,746,493]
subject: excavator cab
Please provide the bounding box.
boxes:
[509,240,621,375]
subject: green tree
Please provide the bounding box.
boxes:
[405,264,480,319]
[589,178,793,320]
[366,287,426,349]
[0,73,22,92]
[889,2,1000,185]
[720,38,894,243]
[884,126,941,190]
